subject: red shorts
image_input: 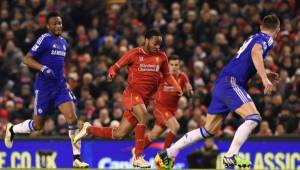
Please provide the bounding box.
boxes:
[153,102,175,127]
[122,87,149,126]
[122,87,149,111]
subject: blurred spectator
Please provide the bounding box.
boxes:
[42,118,56,136]
[56,114,68,135]
[187,138,219,169]
[9,97,31,124]
[256,121,273,136]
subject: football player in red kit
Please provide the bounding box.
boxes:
[74,29,182,168]
[142,55,193,151]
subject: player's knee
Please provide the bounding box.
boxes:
[200,127,214,139]
[113,129,127,140]
[65,115,77,125]
[244,114,262,126]
[34,122,43,131]
[170,121,180,134]
[137,116,147,124]
[203,125,217,137]
[148,132,159,140]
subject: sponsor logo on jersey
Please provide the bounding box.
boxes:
[163,84,174,92]
[138,64,160,72]
[51,50,66,56]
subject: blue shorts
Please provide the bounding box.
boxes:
[207,76,253,115]
[34,86,76,116]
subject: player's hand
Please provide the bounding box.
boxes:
[40,66,55,79]
[267,72,280,84]
[186,84,194,97]
[186,88,194,97]
[107,67,117,82]
[262,77,273,95]
[176,88,183,96]
[107,73,115,82]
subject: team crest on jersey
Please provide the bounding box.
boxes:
[38,108,43,114]
[139,57,144,62]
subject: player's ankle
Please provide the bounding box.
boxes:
[73,154,81,161]
[10,126,15,136]
[225,153,236,157]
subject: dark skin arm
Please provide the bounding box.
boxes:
[22,52,44,71]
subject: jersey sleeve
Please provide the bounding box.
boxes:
[29,34,49,59]
[254,37,268,52]
[160,53,170,77]
[181,72,190,86]
[108,48,136,75]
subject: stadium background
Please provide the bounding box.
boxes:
[0,0,299,169]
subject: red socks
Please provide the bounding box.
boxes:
[87,126,113,139]
[134,124,146,157]
[164,131,176,149]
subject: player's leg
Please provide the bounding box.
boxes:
[223,77,261,167]
[223,102,261,168]
[78,110,136,140]
[131,103,151,168]
[122,88,150,168]
[151,106,180,149]
[143,123,165,149]
[167,114,222,159]
[56,88,88,168]
[155,82,229,169]
[4,115,45,148]
[58,101,88,168]
[4,90,47,148]
[155,114,223,170]
[163,116,180,149]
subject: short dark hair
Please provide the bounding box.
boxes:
[262,14,280,30]
[47,11,61,23]
[169,55,180,61]
[145,29,161,39]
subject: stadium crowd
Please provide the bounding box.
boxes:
[0,0,299,138]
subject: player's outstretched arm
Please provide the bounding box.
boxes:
[107,49,135,82]
[182,73,193,97]
[251,43,273,94]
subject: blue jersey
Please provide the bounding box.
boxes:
[218,32,274,87]
[29,33,67,90]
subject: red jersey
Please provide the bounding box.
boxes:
[155,72,190,112]
[109,47,174,100]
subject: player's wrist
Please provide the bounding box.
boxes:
[40,65,48,72]
[108,67,117,76]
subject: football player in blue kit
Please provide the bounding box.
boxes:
[155,14,280,169]
[4,12,88,168]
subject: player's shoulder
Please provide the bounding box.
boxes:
[156,50,167,59]
[253,32,273,49]
[36,33,52,44]
[59,36,67,41]
[131,47,143,53]
[37,33,52,40]
[179,71,189,80]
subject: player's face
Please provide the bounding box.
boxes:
[273,25,280,38]
[146,36,162,53]
[169,59,180,75]
[47,16,63,36]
